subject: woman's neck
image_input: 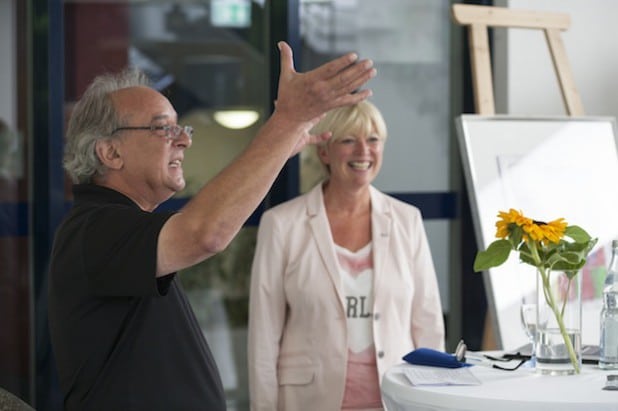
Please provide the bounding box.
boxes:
[322,180,371,215]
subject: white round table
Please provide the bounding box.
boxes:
[381,362,618,411]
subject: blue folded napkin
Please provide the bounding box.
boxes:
[403,347,471,368]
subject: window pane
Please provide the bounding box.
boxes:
[299,0,452,315]
[0,0,31,402]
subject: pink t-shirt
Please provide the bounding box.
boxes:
[336,243,383,410]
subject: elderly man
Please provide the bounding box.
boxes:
[48,41,375,410]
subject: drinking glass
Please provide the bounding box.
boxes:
[520,301,537,364]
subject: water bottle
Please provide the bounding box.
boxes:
[600,239,618,369]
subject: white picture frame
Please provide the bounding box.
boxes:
[456,114,618,350]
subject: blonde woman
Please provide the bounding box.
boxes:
[248,100,445,411]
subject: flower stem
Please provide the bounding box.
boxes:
[561,279,572,318]
[538,268,580,374]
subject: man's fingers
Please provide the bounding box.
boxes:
[310,131,332,145]
[278,41,295,76]
[315,51,361,78]
[289,130,331,157]
[333,60,376,94]
[330,89,373,111]
[274,42,376,123]
[312,65,375,110]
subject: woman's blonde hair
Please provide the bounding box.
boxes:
[311,99,387,147]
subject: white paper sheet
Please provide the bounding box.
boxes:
[402,366,481,386]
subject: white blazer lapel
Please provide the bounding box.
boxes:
[306,183,347,308]
[370,186,392,294]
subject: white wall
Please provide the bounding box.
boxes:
[495,0,618,118]
[0,0,15,128]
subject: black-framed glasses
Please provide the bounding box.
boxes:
[111,123,194,140]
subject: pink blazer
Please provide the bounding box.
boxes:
[248,183,445,411]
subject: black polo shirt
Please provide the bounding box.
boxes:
[48,184,226,410]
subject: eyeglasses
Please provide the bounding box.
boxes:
[455,339,527,371]
[111,123,194,140]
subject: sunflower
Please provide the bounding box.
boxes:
[495,208,531,239]
[475,209,596,375]
[495,209,567,245]
[523,218,567,245]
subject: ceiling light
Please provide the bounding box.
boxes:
[213,109,260,129]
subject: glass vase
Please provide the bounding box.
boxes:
[535,269,582,375]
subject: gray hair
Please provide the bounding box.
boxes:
[63,68,151,183]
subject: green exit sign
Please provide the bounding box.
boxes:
[211,0,251,28]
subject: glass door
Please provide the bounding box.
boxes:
[299,0,455,337]
[63,1,271,409]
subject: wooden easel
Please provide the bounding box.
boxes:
[451,4,584,350]
[452,3,584,116]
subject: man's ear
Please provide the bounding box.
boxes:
[95,138,123,170]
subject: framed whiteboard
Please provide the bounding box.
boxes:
[456,115,618,350]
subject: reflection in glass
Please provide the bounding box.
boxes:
[180,227,257,409]
[0,118,30,402]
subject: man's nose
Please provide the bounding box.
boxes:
[174,129,192,148]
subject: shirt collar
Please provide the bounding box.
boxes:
[72,184,140,209]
